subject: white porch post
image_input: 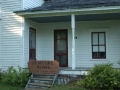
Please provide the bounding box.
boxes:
[71,14,75,70]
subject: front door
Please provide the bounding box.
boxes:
[29,27,36,60]
[54,30,68,67]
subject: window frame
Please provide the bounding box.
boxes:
[91,32,106,59]
[29,27,36,60]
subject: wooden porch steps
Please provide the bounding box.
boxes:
[30,77,54,81]
[28,82,51,87]
[25,74,58,90]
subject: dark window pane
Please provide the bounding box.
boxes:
[99,46,105,52]
[56,55,66,65]
[93,46,98,52]
[93,33,98,45]
[30,30,36,48]
[93,52,99,58]
[56,56,60,62]
[61,56,66,65]
[99,33,105,44]
[29,28,36,60]
[56,39,66,53]
[92,32,106,59]
[61,32,66,38]
[100,52,106,57]
[56,32,66,39]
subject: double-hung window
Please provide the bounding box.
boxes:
[91,32,106,59]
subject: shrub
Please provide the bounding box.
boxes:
[1,66,30,87]
[0,72,2,80]
[0,69,2,80]
[77,63,120,90]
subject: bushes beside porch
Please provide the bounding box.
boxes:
[76,63,120,90]
[1,63,120,90]
[0,66,30,87]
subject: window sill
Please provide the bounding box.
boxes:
[89,59,109,61]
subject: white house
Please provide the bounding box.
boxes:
[1,0,120,72]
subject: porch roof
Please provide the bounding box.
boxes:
[28,13,120,23]
[15,0,120,13]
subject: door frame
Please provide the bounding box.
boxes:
[54,29,68,67]
[29,27,36,60]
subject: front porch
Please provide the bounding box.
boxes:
[60,67,90,71]
[59,67,89,75]
[21,10,120,70]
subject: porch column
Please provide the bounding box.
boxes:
[71,14,75,70]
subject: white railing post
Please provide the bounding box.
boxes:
[71,14,75,70]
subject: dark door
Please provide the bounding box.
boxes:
[29,27,36,60]
[54,30,68,67]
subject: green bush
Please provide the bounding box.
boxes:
[1,66,30,87]
[77,63,120,90]
[0,72,2,80]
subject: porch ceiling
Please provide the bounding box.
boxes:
[28,13,120,23]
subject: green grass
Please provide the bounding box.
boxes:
[0,80,87,90]
[0,81,23,90]
[49,83,88,90]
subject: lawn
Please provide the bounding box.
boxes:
[0,77,87,90]
[0,81,23,90]
[49,84,88,90]
[0,81,88,90]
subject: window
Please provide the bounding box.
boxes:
[91,32,106,59]
[29,27,36,60]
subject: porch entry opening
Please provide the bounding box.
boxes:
[54,30,68,67]
[29,27,36,60]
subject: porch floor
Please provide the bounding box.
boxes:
[59,67,91,71]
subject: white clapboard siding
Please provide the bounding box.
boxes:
[75,20,120,68]
[24,20,72,67]
[0,0,1,18]
[24,19,39,67]
[1,0,22,70]
[23,0,44,9]
[36,23,72,67]
[0,1,1,68]
[0,20,2,68]
[24,19,120,68]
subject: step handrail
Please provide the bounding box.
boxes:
[25,73,33,88]
[52,74,58,85]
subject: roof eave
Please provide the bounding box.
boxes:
[14,6,120,18]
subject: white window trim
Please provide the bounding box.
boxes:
[89,28,109,61]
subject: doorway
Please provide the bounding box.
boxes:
[54,29,68,67]
[29,27,36,60]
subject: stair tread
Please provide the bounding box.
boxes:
[33,77,54,79]
[25,74,58,89]
[34,76,54,77]
[34,74,55,76]
[25,88,48,90]
[28,83,52,87]
[30,77,54,80]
